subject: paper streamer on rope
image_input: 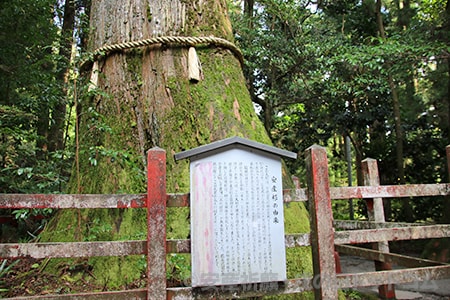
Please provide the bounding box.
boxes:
[188,47,202,82]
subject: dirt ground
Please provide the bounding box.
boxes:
[0,257,146,298]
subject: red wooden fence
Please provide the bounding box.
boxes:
[1,145,450,299]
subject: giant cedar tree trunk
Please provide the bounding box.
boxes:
[40,0,312,290]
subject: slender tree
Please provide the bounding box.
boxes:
[48,0,76,152]
[375,0,415,221]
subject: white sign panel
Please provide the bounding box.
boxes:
[190,148,287,287]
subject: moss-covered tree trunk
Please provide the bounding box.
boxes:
[41,0,313,293]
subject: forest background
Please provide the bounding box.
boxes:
[0,0,449,292]
[2,0,449,228]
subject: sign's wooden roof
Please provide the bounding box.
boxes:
[174,136,297,161]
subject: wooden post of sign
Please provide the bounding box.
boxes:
[305,145,338,300]
[147,148,167,300]
[362,158,396,299]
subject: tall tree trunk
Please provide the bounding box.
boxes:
[399,0,416,115]
[36,46,53,157]
[244,0,254,17]
[40,0,311,289]
[48,0,75,152]
[376,0,414,221]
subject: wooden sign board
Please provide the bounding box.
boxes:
[175,137,296,287]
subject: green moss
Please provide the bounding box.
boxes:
[161,48,270,194]
[87,255,145,288]
[284,202,310,234]
[180,1,234,40]
[40,209,81,242]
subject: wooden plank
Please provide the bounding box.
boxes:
[334,225,450,244]
[155,233,311,254]
[285,233,311,247]
[275,183,450,203]
[330,183,450,200]
[336,245,446,268]
[0,241,146,259]
[167,278,314,299]
[5,225,446,258]
[167,193,190,207]
[305,145,338,299]
[167,287,193,300]
[0,233,311,259]
[0,193,190,209]
[283,277,315,295]
[146,148,167,300]
[168,189,309,205]
[6,289,147,299]
[2,183,447,209]
[166,239,190,253]
[283,188,308,202]
[0,194,147,209]
[1,179,448,210]
[333,220,423,230]
[337,265,450,289]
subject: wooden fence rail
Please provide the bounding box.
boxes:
[1,146,449,299]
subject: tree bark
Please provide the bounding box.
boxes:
[80,0,269,192]
[40,0,311,289]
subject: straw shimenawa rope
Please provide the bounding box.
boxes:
[85,36,243,90]
[91,36,244,66]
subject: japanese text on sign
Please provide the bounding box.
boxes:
[190,149,287,287]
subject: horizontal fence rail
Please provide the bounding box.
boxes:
[0,235,311,259]
[1,182,449,210]
[3,223,450,259]
[333,220,426,230]
[336,245,447,268]
[330,183,450,199]
[2,182,450,209]
[334,225,450,244]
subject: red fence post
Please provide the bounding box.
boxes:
[147,148,167,300]
[362,158,396,299]
[305,145,338,300]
